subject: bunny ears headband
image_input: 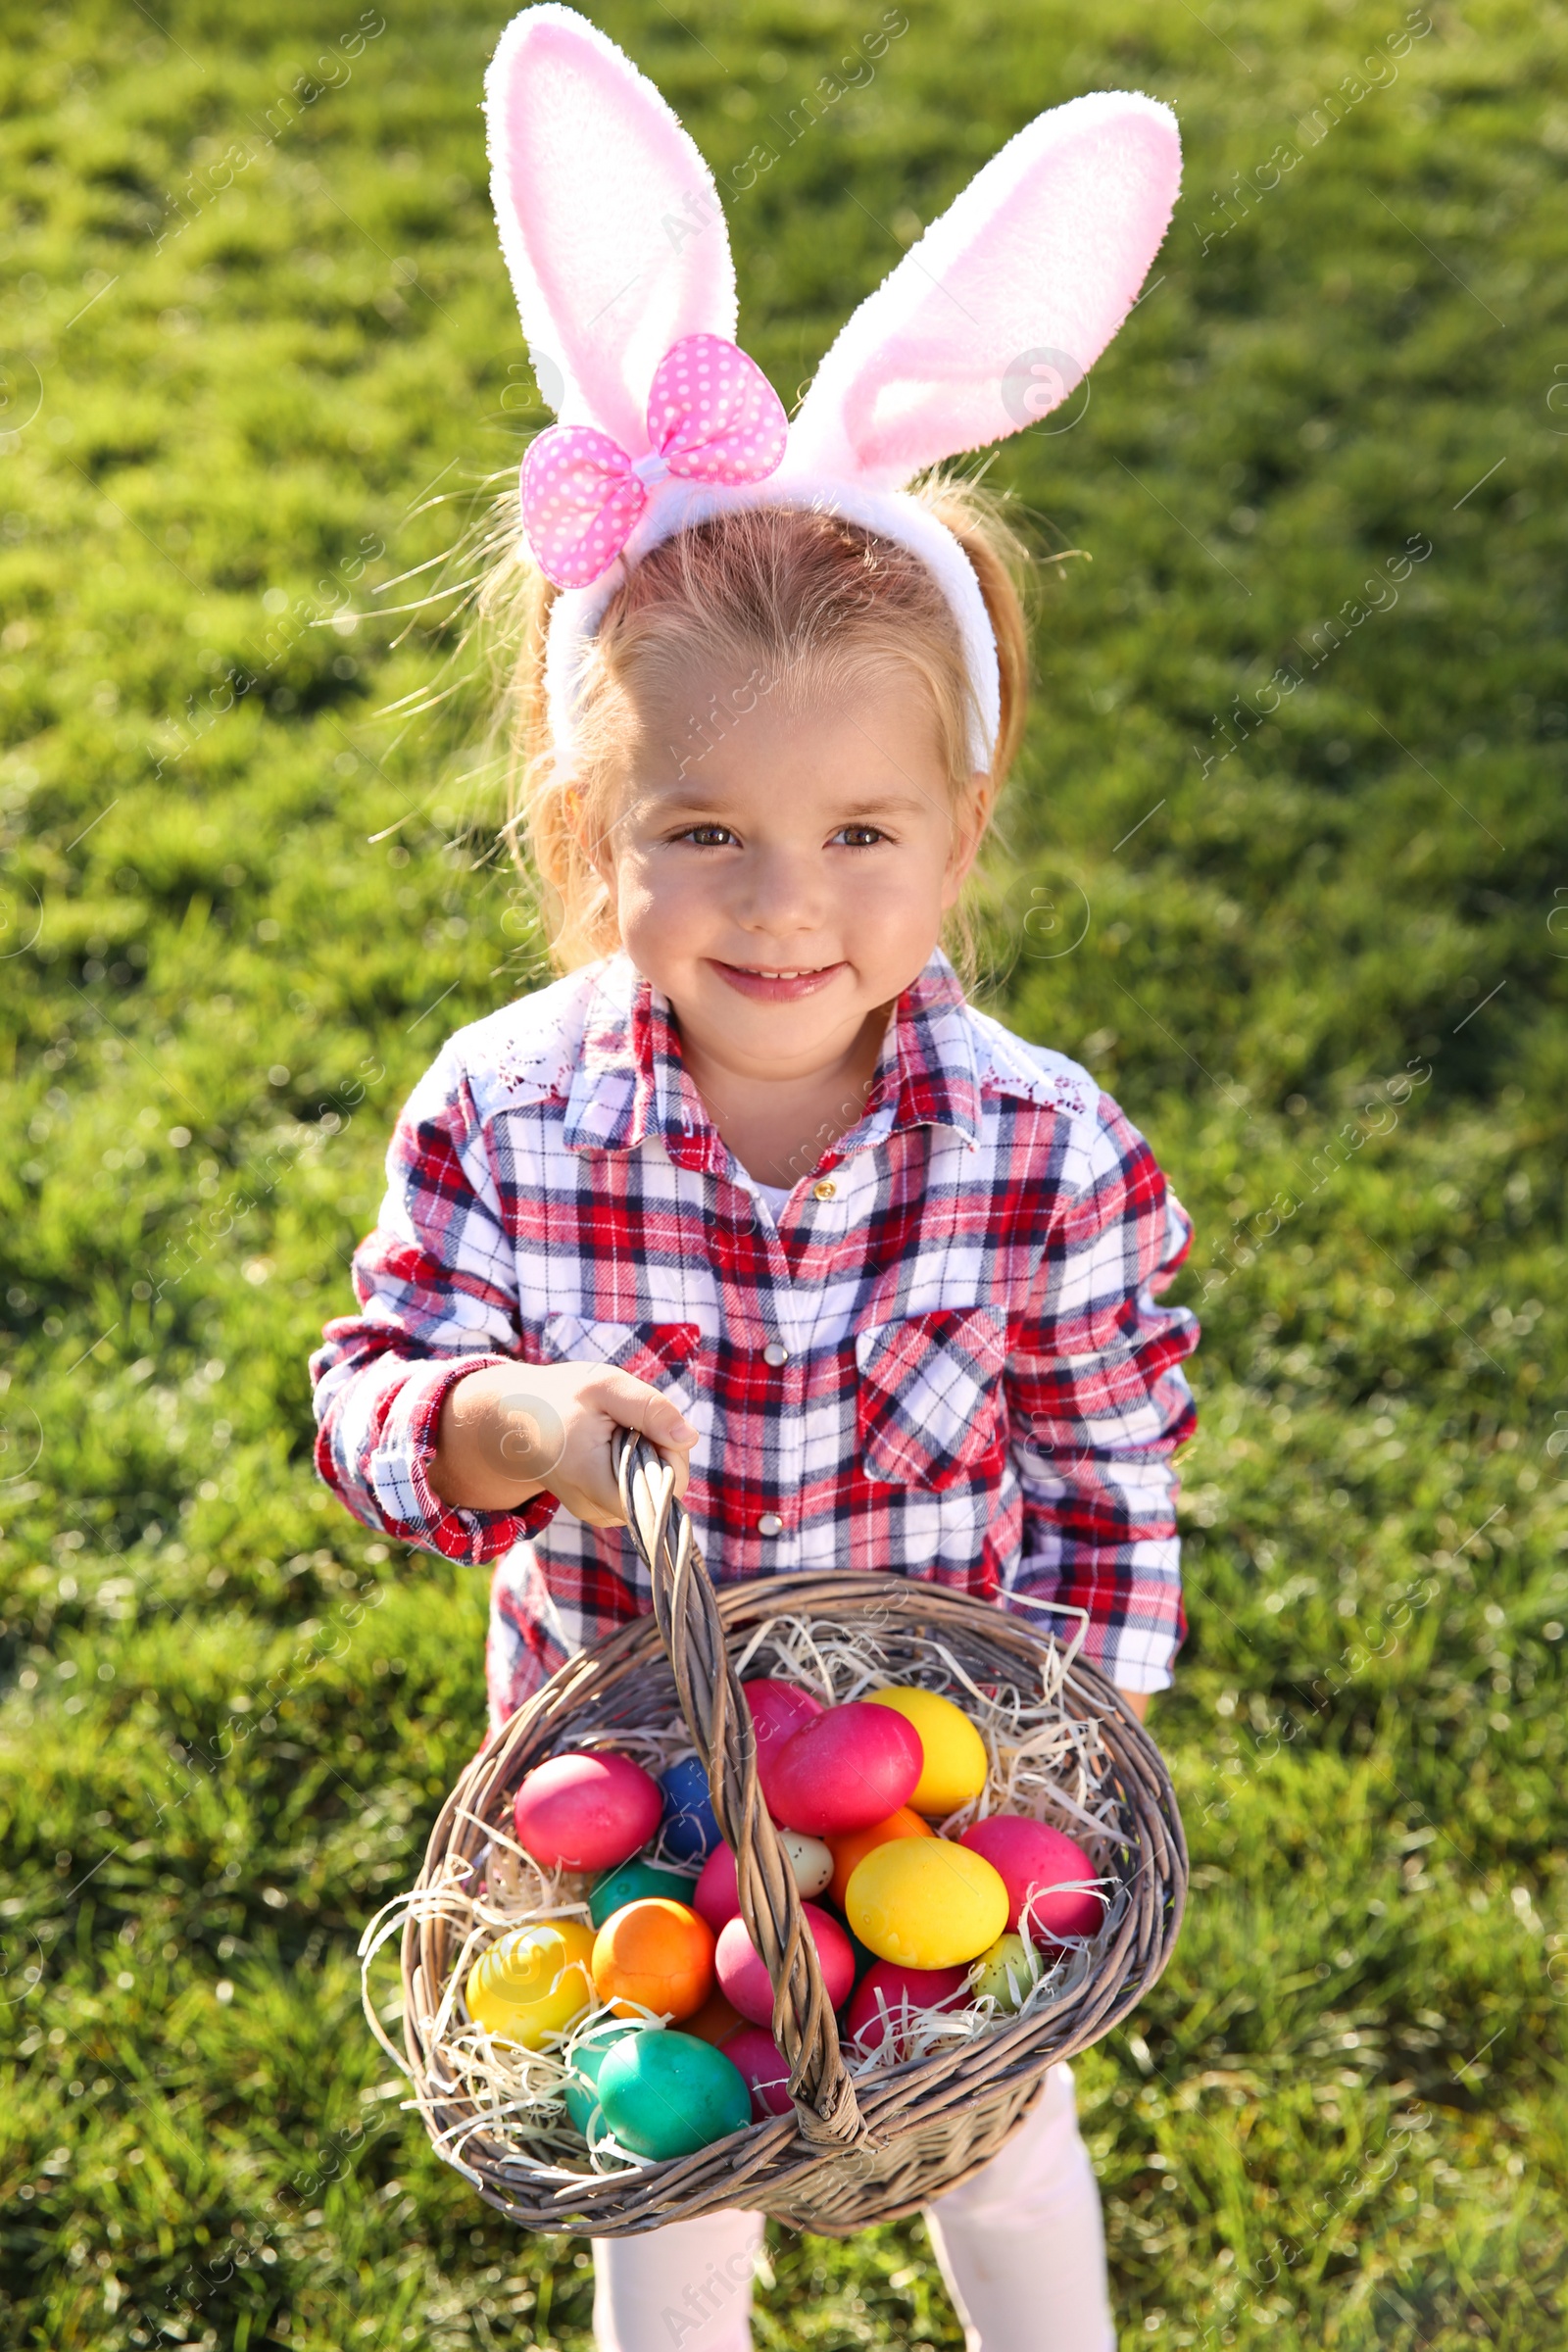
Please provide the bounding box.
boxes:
[485,6,1181,772]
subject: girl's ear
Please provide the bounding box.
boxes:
[787,91,1180,490]
[485,5,738,456]
[943,770,996,906]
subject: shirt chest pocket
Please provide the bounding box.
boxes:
[855,1304,1009,1491]
[538,1313,702,1412]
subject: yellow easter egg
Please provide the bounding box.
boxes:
[846,1838,1008,1969]
[465,1920,596,2049]
[863,1688,989,1816]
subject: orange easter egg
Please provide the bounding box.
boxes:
[825,1806,934,1911]
[681,1984,746,2047]
[591,1897,714,2023]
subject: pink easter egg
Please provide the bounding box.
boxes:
[721,2024,794,2119]
[743,1679,825,1816]
[766,1702,923,1838]
[512,1750,662,1873]
[714,1902,856,2026]
[846,1960,970,2058]
[694,1842,742,1933]
[958,1816,1104,1944]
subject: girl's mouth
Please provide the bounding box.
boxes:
[708,959,848,1002]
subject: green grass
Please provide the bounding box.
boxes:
[2,0,1566,2344]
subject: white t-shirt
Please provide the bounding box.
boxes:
[741,1175,793,1219]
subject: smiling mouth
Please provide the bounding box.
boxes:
[709,959,847,1001]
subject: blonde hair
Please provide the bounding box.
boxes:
[484,478,1034,973]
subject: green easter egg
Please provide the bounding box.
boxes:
[597,2030,752,2159]
[588,1856,696,1930]
[970,1932,1040,2013]
[563,2021,644,2134]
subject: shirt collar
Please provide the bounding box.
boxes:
[562,949,983,1168]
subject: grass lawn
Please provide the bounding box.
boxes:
[2,0,1566,2344]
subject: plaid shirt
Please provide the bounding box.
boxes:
[312,951,1199,1727]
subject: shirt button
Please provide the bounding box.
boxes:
[762,1341,788,1367]
[757,1512,785,1538]
[812,1179,837,1200]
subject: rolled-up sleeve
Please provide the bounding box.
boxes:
[310,1044,558,1564]
[1002,1097,1199,1693]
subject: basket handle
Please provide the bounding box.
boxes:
[612,1428,865,2150]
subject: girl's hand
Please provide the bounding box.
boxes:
[429,1360,698,1528]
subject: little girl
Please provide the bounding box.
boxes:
[314,13,1195,2348]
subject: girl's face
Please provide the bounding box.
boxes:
[591,661,989,1081]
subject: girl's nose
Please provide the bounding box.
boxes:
[732,844,826,936]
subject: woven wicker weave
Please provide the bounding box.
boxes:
[399,1434,1186,2236]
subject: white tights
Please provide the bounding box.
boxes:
[591,2063,1113,2352]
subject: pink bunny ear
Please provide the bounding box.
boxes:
[484,6,736,453]
[785,91,1181,489]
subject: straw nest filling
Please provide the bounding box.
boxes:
[360,1606,1131,2184]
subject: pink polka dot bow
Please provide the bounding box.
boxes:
[519,333,788,589]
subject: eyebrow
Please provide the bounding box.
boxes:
[645,789,934,824]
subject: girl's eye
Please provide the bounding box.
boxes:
[678,824,738,848]
[834,824,886,848]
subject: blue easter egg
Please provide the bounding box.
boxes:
[597,2030,752,2159]
[659,1756,720,1861]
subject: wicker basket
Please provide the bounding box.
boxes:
[397,1434,1187,2237]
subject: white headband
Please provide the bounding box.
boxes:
[542,474,1003,775]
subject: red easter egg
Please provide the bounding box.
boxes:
[694,1842,742,1933]
[958,1816,1104,1943]
[743,1679,824,1815]
[766,1702,923,1838]
[721,2024,794,2119]
[714,1902,855,2026]
[846,1960,970,2057]
[512,1750,662,1873]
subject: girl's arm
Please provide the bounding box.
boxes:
[1003,1102,1200,1708]
[311,1043,688,1559]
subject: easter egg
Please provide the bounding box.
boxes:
[592,1898,714,2022]
[659,1756,721,1862]
[846,1959,969,2057]
[681,1985,745,2047]
[714,1901,856,2026]
[743,1679,825,1815]
[513,1750,662,1873]
[562,2019,643,2133]
[969,1932,1041,2013]
[766,1702,923,1838]
[597,2030,752,2159]
[693,1832,834,1932]
[846,1838,1008,1970]
[825,1806,934,1910]
[958,1816,1104,1944]
[588,1856,695,1930]
[721,2024,794,2119]
[464,1921,596,2049]
[863,1688,989,1817]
